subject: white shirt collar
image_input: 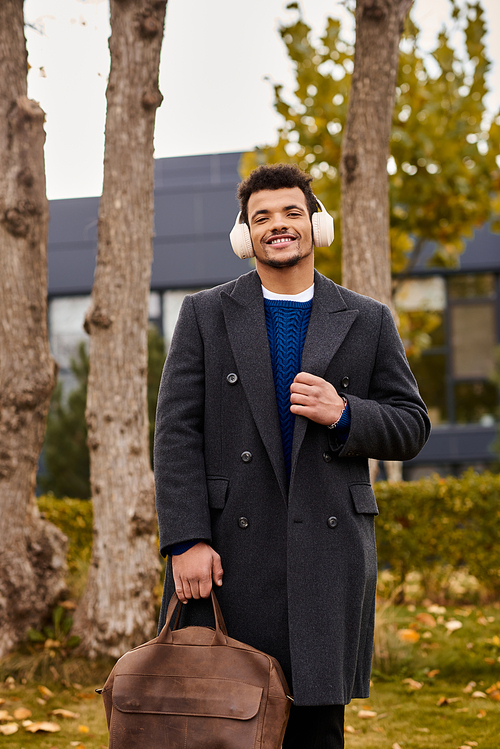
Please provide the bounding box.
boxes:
[261,282,314,302]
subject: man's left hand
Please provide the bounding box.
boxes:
[290,372,345,426]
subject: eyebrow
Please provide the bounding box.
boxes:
[250,204,305,221]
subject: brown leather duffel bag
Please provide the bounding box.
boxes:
[99,591,292,748]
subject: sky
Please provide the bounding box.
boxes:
[24,0,500,200]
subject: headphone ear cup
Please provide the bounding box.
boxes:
[229,213,255,259]
[311,201,335,247]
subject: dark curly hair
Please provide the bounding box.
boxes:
[237,163,317,224]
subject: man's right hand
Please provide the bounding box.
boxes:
[172,542,223,604]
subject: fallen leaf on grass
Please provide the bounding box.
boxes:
[402,678,423,690]
[463,742,478,747]
[76,692,96,700]
[427,669,440,678]
[427,604,446,614]
[416,727,430,732]
[372,726,385,732]
[0,710,14,721]
[79,724,90,733]
[358,709,377,718]
[25,721,61,733]
[38,685,54,699]
[471,691,487,698]
[416,613,436,628]
[13,707,31,720]
[445,619,463,633]
[463,681,476,693]
[488,690,500,702]
[456,708,469,713]
[51,708,80,719]
[437,696,461,706]
[392,743,403,749]
[70,743,86,748]
[344,725,358,734]
[477,709,486,718]
[0,723,18,735]
[484,657,495,664]
[397,628,420,643]
[36,698,47,706]
[0,700,4,706]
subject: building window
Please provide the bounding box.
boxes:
[396,272,499,427]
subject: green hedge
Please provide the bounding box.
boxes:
[374,469,500,594]
[38,469,500,600]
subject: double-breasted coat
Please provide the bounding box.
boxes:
[154,269,430,706]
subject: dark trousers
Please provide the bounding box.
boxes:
[282,704,345,749]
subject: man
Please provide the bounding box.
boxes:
[154,163,430,748]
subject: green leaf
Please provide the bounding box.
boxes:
[65,635,82,649]
[27,628,46,643]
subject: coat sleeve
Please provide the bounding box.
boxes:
[154,295,212,558]
[335,304,431,461]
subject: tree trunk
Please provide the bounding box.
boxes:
[75,0,168,658]
[341,0,412,485]
[0,0,66,657]
[340,0,413,308]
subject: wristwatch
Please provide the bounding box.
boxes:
[327,396,347,429]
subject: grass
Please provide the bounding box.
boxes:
[1,603,500,748]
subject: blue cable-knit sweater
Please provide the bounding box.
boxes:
[264,298,313,478]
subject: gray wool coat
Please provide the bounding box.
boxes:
[154,269,430,706]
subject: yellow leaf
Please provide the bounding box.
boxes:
[0,723,18,735]
[38,685,54,699]
[416,612,437,627]
[79,724,90,733]
[491,635,500,646]
[402,678,423,690]
[427,669,440,678]
[13,707,31,720]
[477,709,486,718]
[25,721,61,733]
[51,708,80,719]
[484,657,495,664]
[358,709,377,718]
[397,628,420,643]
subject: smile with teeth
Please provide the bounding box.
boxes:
[267,234,297,246]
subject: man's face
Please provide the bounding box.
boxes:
[247,187,313,269]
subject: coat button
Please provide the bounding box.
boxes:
[241,451,252,463]
[238,517,249,529]
[227,373,238,385]
[327,516,338,529]
[323,451,333,463]
[341,376,350,389]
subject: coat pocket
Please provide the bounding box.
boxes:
[207,477,229,510]
[349,483,379,515]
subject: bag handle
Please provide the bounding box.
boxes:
[158,590,228,646]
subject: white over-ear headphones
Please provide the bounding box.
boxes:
[229,197,335,259]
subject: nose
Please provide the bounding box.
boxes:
[268,213,288,233]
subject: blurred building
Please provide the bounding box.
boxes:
[47,151,500,479]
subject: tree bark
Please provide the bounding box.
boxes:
[0,0,66,657]
[341,0,413,484]
[75,0,168,657]
[340,0,413,309]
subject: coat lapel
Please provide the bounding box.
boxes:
[221,272,288,501]
[290,271,359,477]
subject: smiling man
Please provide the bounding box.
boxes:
[154,163,430,748]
